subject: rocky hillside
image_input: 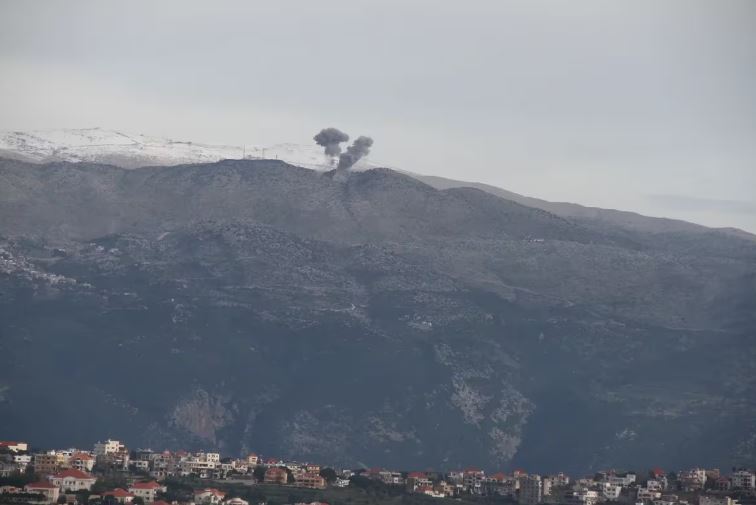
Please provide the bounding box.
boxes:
[1,157,754,473]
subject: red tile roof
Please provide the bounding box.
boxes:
[104,489,135,498]
[130,481,162,490]
[52,469,95,480]
[26,481,58,490]
[407,472,426,479]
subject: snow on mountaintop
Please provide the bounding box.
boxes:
[0,127,376,170]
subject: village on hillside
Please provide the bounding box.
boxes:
[0,440,754,505]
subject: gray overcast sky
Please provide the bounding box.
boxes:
[1,0,755,232]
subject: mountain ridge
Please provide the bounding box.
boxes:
[2,127,752,238]
[1,156,754,473]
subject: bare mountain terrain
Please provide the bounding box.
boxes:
[1,157,754,473]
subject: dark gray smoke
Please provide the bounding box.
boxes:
[313,128,349,160]
[338,136,374,170]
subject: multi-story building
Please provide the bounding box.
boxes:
[637,487,662,501]
[48,469,96,491]
[33,452,67,475]
[296,472,326,489]
[464,468,486,495]
[731,471,755,490]
[600,482,622,501]
[94,440,125,457]
[69,453,95,472]
[178,452,220,478]
[607,473,636,487]
[12,454,32,472]
[572,489,599,505]
[519,475,542,505]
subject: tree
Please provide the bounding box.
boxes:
[132,497,145,505]
[57,495,68,504]
[319,468,338,484]
[284,467,294,484]
[253,466,266,483]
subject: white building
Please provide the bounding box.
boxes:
[731,471,755,490]
[573,489,600,505]
[128,481,166,503]
[700,496,739,505]
[94,439,126,456]
[608,474,637,487]
[194,488,226,505]
[601,482,622,501]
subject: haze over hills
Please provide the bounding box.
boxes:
[0,151,754,474]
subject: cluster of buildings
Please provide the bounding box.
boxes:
[1,439,754,505]
[355,466,755,505]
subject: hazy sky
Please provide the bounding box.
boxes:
[1,1,755,232]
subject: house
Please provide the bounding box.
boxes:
[296,473,326,490]
[714,477,731,491]
[194,488,226,505]
[128,481,166,503]
[48,469,97,491]
[264,467,288,485]
[25,481,60,504]
[407,472,432,491]
[0,442,28,453]
[103,488,135,503]
[416,485,445,498]
[70,453,95,473]
[0,486,23,494]
[246,454,259,466]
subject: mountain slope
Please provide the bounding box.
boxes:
[0,157,754,473]
[4,127,752,241]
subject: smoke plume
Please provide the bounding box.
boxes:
[313,128,349,160]
[338,136,374,170]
